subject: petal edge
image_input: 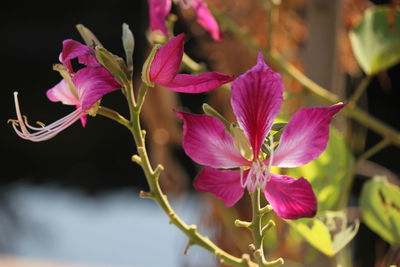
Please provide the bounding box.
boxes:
[273,104,345,168]
[194,167,244,207]
[176,111,250,169]
[264,174,317,220]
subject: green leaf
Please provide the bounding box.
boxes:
[360,177,400,245]
[287,128,354,212]
[349,7,400,75]
[289,210,359,257]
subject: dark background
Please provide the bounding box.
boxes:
[1,0,153,192]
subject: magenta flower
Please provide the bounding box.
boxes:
[10,40,121,142]
[149,0,222,42]
[147,33,232,93]
[176,52,344,219]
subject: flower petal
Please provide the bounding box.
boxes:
[150,33,184,85]
[46,79,80,106]
[73,67,121,111]
[175,111,250,169]
[79,112,87,127]
[61,39,98,73]
[194,167,244,207]
[273,104,345,168]
[191,0,222,41]
[149,0,171,36]
[264,174,317,220]
[163,72,232,93]
[231,51,283,158]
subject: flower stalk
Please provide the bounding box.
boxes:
[250,189,284,267]
[95,77,259,267]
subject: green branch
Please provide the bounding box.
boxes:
[250,189,284,267]
[97,106,130,127]
[265,50,400,147]
[112,81,260,267]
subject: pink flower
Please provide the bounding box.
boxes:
[10,40,121,142]
[149,0,222,42]
[176,52,345,219]
[147,33,232,93]
[60,39,100,73]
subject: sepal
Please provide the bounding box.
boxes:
[95,47,130,86]
[141,44,161,87]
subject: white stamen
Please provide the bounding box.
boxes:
[9,92,84,142]
[241,135,275,192]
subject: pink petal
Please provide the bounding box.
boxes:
[194,167,244,207]
[61,39,99,73]
[231,51,283,159]
[149,0,171,36]
[191,0,222,42]
[73,67,121,111]
[175,111,250,169]
[272,104,345,168]
[264,174,317,220]
[46,79,80,106]
[150,33,184,85]
[78,109,87,127]
[163,72,232,93]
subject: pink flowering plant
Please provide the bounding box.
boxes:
[10,39,121,141]
[13,2,397,265]
[177,52,344,220]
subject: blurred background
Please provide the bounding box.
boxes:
[1,0,400,266]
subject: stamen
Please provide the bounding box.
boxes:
[241,135,276,192]
[9,92,84,142]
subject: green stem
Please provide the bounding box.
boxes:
[115,81,258,267]
[250,189,284,267]
[96,106,130,127]
[261,0,275,50]
[357,138,391,163]
[251,189,263,252]
[265,50,400,147]
[135,83,148,112]
[182,53,206,73]
[213,8,259,52]
[214,10,400,147]
[339,139,391,208]
[348,75,373,106]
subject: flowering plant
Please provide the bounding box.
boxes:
[8,1,400,266]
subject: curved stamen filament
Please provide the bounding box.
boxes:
[10,92,84,142]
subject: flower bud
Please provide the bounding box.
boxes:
[122,23,135,73]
